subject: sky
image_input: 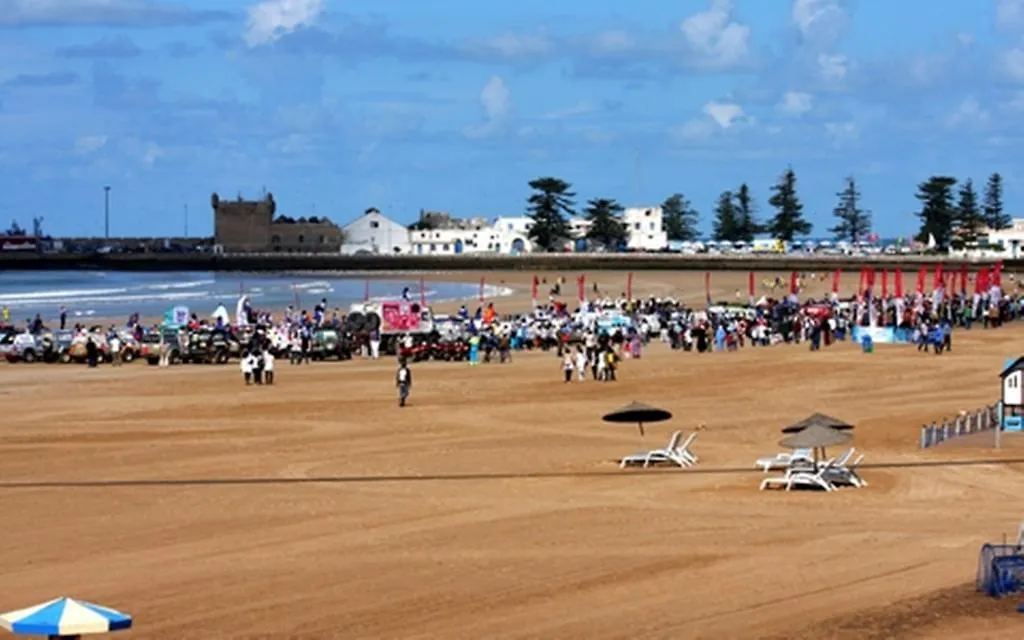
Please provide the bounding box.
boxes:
[2,0,1024,239]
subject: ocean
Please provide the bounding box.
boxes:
[0,271,501,322]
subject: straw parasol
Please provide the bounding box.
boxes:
[779,423,852,465]
[781,412,854,434]
[602,401,672,437]
[0,597,132,639]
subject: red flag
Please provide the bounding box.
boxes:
[993,261,1003,287]
[865,268,876,292]
[858,269,866,297]
[748,271,756,298]
[531,275,539,302]
[626,272,634,300]
[577,274,586,302]
[933,264,943,291]
[364,280,370,302]
[881,269,888,298]
[790,271,799,295]
[479,276,485,302]
[419,275,427,308]
[976,267,989,294]
[894,270,904,298]
[704,272,712,302]
[831,269,840,294]
[915,268,926,294]
[959,264,968,295]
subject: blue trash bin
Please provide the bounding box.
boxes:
[861,335,873,353]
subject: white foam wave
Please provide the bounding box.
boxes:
[0,290,212,308]
[0,287,128,302]
[147,279,216,290]
[292,281,331,290]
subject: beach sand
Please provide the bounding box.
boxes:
[0,270,1022,638]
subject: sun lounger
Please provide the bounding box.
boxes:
[619,431,697,468]
[759,462,837,492]
[755,448,813,472]
[825,453,867,488]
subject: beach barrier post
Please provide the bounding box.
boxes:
[626,272,633,301]
[364,280,370,302]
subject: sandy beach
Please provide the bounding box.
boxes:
[0,269,1022,638]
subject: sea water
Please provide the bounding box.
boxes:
[0,271,501,322]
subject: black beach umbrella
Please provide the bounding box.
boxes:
[602,401,672,437]
[781,412,854,434]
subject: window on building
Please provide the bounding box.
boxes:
[370,221,380,229]
[507,223,514,231]
[429,243,436,251]
[271,235,281,244]
[634,223,640,230]
[649,222,655,230]
[319,235,326,244]
[298,234,305,243]
[443,244,449,251]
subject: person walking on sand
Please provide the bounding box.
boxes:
[562,351,574,383]
[241,350,255,385]
[574,346,588,381]
[263,349,275,385]
[396,359,412,407]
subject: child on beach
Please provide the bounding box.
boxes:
[263,350,275,385]
[241,351,255,385]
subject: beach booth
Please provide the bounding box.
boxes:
[0,597,131,639]
[162,305,189,329]
[1000,358,1024,432]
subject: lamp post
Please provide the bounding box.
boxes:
[103,185,111,239]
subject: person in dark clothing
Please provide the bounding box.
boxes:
[85,338,99,368]
[396,360,412,407]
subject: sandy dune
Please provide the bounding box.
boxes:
[1,271,1023,639]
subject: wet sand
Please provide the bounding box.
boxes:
[0,270,1022,638]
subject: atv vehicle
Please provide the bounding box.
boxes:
[142,328,185,365]
[310,328,353,361]
[182,328,237,364]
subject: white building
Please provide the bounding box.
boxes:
[340,208,412,255]
[409,216,535,255]
[622,206,668,251]
[948,218,1022,259]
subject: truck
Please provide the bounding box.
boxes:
[345,300,434,355]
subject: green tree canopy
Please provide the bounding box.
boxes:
[661,193,700,241]
[766,167,812,241]
[828,176,871,242]
[583,198,627,249]
[954,178,984,243]
[983,172,1010,230]
[525,177,575,251]
[733,183,760,242]
[914,176,957,247]
[712,190,740,242]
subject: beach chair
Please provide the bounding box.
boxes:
[619,431,696,468]
[825,453,867,488]
[759,462,837,492]
[755,448,813,472]
[819,448,855,470]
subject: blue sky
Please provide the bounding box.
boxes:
[2,0,1024,238]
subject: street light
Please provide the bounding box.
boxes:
[103,185,111,239]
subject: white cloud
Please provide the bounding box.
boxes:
[463,76,511,139]
[776,91,813,115]
[680,0,750,68]
[542,102,596,119]
[792,0,845,43]
[817,53,848,81]
[590,30,635,54]
[244,0,324,47]
[997,0,1024,30]
[946,97,989,126]
[703,101,745,128]
[824,121,858,146]
[1003,47,1024,81]
[465,32,553,59]
[73,135,107,155]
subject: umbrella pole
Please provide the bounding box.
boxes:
[638,421,644,437]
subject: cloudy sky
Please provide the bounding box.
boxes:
[1,0,1022,237]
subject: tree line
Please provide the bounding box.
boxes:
[522,170,1010,251]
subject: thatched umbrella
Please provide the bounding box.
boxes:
[779,423,852,465]
[781,412,854,434]
[602,401,672,437]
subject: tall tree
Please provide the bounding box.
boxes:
[583,198,628,249]
[983,172,1010,230]
[914,176,957,248]
[661,193,700,241]
[525,177,575,251]
[712,190,740,242]
[828,176,871,242]
[954,178,984,243]
[733,183,759,242]
[766,167,812,241]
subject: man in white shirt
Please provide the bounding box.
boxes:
[395,360,412,407]
[263,350,275,385]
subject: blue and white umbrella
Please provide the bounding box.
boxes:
[0,597,131,637]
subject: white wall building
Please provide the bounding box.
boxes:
[340,208,412,255]
[622,206,668,251]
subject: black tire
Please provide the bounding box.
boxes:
[364,312,381,332]
[147,357,159,366]
[169,350,181,364]
[59,352,72,364]
[346,312,366,332]
[121,349,135,363]
[214,349,229,364]
[22,350,36,363]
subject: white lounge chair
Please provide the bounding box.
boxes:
[825,453,866,488]
[755,448,813,472]
[759,462,837,492]
[619,431,697,468]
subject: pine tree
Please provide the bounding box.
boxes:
[914,176,957,248]
[525,177,575,251]
[661,193,700,241]
[733,183,759,242]
[828,176,871,242]
[983,172,1010,230]
[583,198,628,249]
[954,178,984,243]
[712,191,740,242]
[766,167,812,241]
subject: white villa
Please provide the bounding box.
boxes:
[339,206,669,255]
[949,218,1024,260]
